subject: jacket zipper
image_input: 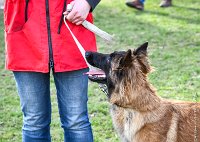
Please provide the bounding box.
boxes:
[45,0,54,70]
[25,0,29,22]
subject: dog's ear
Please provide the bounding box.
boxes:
[134,42,152,74]
[134,42,148,56]
[118,49,133,69]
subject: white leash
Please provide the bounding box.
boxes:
[63,4,113,68]
[63,6,110,95]
[81,20,113,42]
[63,15,109,95]
[63,15,90,67]
[66,4,113,42]
[63,5,110,95]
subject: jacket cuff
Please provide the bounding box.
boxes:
[86,0,100,11]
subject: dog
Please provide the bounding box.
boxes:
[85,42,200,142]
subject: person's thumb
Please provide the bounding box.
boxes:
[68,1,75,12]
[63,1,75,15]
[69,1,75,7]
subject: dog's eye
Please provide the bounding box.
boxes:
[110,53,115,58]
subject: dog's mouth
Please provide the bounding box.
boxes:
[85,69,107,84]
[85,51,108,84]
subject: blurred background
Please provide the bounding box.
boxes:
[0,0,3,10]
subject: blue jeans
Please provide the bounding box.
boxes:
[13,69,93,142]
[140,0,145,4]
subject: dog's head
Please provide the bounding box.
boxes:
[86,42,152,106]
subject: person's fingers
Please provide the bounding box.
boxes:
[75,20,83,25]
[63,11,69,15]
[64,0,90,25]
[67,11,78,22]
[63,1,75,16]
[71,13,85,23]
[72,17,84,25]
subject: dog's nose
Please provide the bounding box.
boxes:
[85,52,92,58]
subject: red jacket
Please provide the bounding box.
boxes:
[4,0,97,73]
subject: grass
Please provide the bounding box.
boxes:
[0,0,200,141]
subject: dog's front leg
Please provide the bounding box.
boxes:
[166,112,178,142]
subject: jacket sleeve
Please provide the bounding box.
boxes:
[86,0,101,11]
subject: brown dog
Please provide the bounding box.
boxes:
[85,42,200,142]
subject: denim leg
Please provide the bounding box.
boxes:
[13,72,51,142]
[53,68,93,142]
[140,0,145,4]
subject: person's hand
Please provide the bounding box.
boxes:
[63,0,91,25]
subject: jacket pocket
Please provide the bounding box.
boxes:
[4,0,32,33]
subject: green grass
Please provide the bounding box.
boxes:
[0,0,200,141]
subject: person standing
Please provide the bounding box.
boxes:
[4,0,100,141]
[126,0,172,10]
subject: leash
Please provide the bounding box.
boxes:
[66,4,113,42]
[63,15,90,67]
[63,6,109,96]
[63,4,113,67]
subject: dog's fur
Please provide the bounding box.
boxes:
[86,42,200,142]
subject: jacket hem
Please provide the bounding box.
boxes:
[6,65,89,73]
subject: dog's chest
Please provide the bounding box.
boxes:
[110,105,144,142]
